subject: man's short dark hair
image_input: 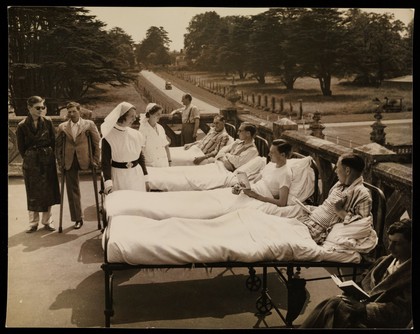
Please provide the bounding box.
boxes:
[272,139,292,157]
[388,218,412,242]
[66,101,81,110]
[241,122,257,137]
[214,115,225,122]
[340,153,365,173]
[183,93,192,102]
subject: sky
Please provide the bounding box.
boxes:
[85,7,415,51]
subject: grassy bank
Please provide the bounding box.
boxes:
[80,82,148,118]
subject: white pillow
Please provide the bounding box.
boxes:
[287,156,316,205]
[235,156,266,181]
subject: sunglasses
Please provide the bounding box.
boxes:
[34,106,46,111]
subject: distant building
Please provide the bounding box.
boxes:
[173,49,187,69]
[382,75,412,90]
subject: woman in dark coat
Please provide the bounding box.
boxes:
[16,96,60,233]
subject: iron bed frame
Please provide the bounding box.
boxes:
[100,181,386,328]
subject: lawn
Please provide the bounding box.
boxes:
[70,70,412,125]
[174,71,413,116]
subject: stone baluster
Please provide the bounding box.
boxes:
[370,105,387,145]
[309,110,325,139]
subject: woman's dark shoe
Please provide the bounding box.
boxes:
[74,220,83,229]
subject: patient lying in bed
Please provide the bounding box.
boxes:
[104,156,315,220]
[103,208,378,265]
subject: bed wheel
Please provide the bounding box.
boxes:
[256,295,273,314]
[246,274,262,291]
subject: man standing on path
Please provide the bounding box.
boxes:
[56,102,101,230]
[170,93,200,145]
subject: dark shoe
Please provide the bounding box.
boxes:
[43,223,56,232]
[74,220,83,230]
[26,226,38,233]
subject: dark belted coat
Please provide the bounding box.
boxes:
[16,114,61,212]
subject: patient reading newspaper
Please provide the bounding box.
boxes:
[331,274,370,301]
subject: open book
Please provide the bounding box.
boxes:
[236,171,251,190]
[292,197,312,215]
[331,275,370,301]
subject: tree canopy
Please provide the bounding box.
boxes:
[181,8,411,96]
[8,6,136,115]
[135,26,172,67]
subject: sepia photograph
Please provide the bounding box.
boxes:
[7,6,413,329]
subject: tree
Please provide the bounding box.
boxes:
[216,16,253,79]
[403,19,414,74]
[135,26,171,67]
[289,8,347,96]
[108,27,136,69]
[183,11,222,68]
[263,8,308,90]
[341,9,408,85]
[8,6,135,115]
[246,13,283,84]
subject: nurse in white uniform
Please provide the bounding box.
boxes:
[139,103,171,167]
[101,102,149,194]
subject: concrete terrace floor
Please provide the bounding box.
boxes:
[6,174,348,329]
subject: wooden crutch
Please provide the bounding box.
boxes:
[86,131,102,230]
[58,132,66,233]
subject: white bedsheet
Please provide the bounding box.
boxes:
[169,136,234,167]
[103,208,323,265]
[105,187,305,221]
[102,208,375,265]
[147,161,236,191]
[147,157,314,194]
[169,146,205,166]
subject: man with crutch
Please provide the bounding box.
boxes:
[56,102,100,231]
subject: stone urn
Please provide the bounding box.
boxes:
[225,77,241,106]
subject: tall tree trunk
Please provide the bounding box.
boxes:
[319,75,332,96]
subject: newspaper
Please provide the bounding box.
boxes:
[292,197,312,214]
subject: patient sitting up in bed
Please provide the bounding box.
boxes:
[297,153,372,244]
[209,122,259,171]
[183,114,231,165]
[233,139,293,207]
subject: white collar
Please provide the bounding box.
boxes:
[71,119,80,127]
[114,124,127,131]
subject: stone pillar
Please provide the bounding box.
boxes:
[271,97,276,111]
[370,106,387,145]
[257,95,261,107]
[280,98,284,112]
[309,110,325,139]
[353,143,399,184]
[273,118,298,139]
[264,95,268,108]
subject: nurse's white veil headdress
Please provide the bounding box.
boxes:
[100,102,135,138]
[139,102,158,125]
